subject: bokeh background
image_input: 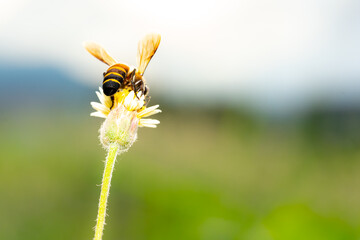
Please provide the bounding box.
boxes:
[1,0,360,239]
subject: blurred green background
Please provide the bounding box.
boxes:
[1,0,360,239]
[1,85,360,240]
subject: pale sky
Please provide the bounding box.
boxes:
[1,0,360,112]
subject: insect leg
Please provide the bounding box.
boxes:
[144,85,149,96]
[127,69,140,99]
[128,68,136,79]
[110,95,115,109]
[131,79,139,99]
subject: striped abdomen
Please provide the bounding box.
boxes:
[103,64,130,96]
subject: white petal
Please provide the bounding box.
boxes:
[135,99,145,110]
[129,99,138,111]
[124,91,135,108]
[132,98,142,110]
[136,91,143,99]
[137,105,161,118]
[96,91,105,105]
[140,118,160,126]
[126,91,143,111]
[139,124,157,128]
[98,87,113,108]
[99,87,104,95]
[90,111,107,118]
[141,109,161,118]
[104,95,113,109]
[90,102,110,114]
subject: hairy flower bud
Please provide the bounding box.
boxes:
[99,104,139,151]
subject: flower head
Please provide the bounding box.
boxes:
[91,88,161,150]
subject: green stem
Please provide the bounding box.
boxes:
[94,142,119,240]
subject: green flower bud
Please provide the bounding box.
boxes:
[99,105,139,151]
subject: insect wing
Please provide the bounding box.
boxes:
[83,41,117,66]
[136,33,161,75]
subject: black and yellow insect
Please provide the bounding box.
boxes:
[84,34,161,97]
[102,63,131,96]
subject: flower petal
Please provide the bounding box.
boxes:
[123,91,145,111]
[139,118,160,126]
[136,91,143,99]
[104,96,113,109]
[124,91,135,108]
[91,102,110,115]
[99,87,104,95]
[137,105,161,118]
[135,100,145,110]
[98,87,113,108]
[141,109,162,118]
[90,111,107,118]
[139,124,157,128]
[96,91,105,105]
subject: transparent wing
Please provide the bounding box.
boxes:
[136,33,161,75]
[83,41,117,66]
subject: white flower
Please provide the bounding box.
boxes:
[91,87,161,128]
[90,87,161,149]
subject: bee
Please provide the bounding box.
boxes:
[84,33,161,98]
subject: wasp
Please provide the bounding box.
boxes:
[84,33,161,99]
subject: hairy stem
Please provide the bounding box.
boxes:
[94,142,119,240]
